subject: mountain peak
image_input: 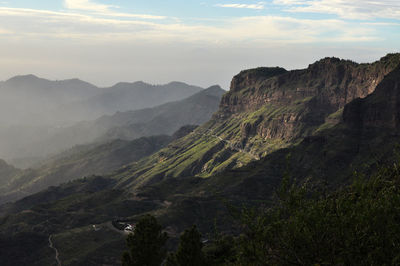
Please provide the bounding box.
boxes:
[230,67,287,92]
[111,81,149,89]
[202,85,225,97]
[167,81,188,86]
[379,53,400,63]
[6,74,42,83]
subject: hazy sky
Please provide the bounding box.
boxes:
[0,0,399,89]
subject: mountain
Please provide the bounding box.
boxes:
[66,81,204,119]
[0,75,100,125]
[0,76,203,126]
[98,85,225,140]
[0,125,199,204]
[0,78,207,164]
[111,54,400,189]
[1,55,400,265]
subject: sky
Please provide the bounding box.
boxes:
[0,0,399,89]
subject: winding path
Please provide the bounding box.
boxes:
[48,235,61,266]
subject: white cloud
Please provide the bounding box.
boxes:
[361,22,400,26]
[216,2,265,10]
[95,12,166,20]
[0,6,396,90]
[273,0,400,20]
[64,0,115,12]
[0,27,10,34]
[63,0,165,19]
[0,7,379,44]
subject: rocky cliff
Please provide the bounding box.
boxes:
[113,54,400,188]
[219,54,400,142]
[222,54,400,113]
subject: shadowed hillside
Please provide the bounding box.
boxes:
[0,126,199,204]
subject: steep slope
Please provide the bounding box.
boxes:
[113,54,400,189]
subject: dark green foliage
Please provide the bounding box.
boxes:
[233,162,400,265]
[0,232,54,266]
[122,215,168,266]
[166,225,206,266]
[203,234,236,265]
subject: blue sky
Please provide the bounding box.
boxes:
[0,0,399,88]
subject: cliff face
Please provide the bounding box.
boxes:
[222,54,400,113]
[114,54,400,187]
[344,65,400,131]
[219,54,400,142]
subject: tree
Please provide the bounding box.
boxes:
[166,225,206,266]
[122,215,168,266]
[235,163,400,265]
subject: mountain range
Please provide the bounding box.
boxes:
[0,80,223,166]
[0,75,203,126]
[0,54,400,265]
[0,85,225,202]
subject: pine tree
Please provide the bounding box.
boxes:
[122,215,168,266]
[167,225,206,266]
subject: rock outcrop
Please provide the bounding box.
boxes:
[219,54,400,142]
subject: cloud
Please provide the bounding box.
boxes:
[0,4,396,89]
[64,0,115,12]
[216,2,265,10]
[273,0,400,20]
[0,6,380,44]
[63,0,165,20]
[0,27,10,34]
[361,22,400,26]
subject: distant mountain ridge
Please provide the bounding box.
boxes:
[0,74,100,125]
[0,75,204,126]
[60,81,204,123]
[99,85,225,140]
[0,77,212,163]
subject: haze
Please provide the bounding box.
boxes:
[0,0,399,165]
[0,0,399,88]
